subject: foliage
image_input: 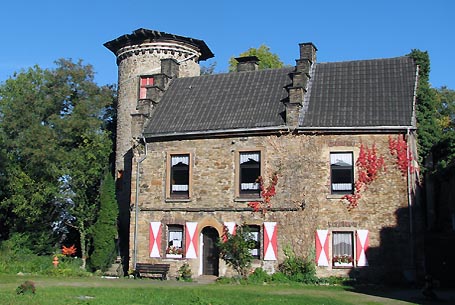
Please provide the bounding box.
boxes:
[388,135,415,177]
[246,268,271,284]
[89,171,118,272]
[342,144,385,210]
[218,224,255,278]
[278,246,317,283]
[177,262,193,281]
[0,59,116,267]
[408,50,442,168]
[200,61,217,75]
[228,45,284,72]
[61,245,76,256]
[16,281,35,295]
[248,172,279,213]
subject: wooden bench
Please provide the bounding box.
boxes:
[134,263,170,280]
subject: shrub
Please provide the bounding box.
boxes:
[247,268,271,284]
[177,262,192,281]
[278,246,317,283]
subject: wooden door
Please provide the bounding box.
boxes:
[202,227,219,276]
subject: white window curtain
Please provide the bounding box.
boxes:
[241,183,259,190]
[172,184,189,191]
[240,152,260,164]
[332,183,352,191]
[169,230,183,248]
[332,232,353,256]
[330,153,352,166]
[171,155,189,166]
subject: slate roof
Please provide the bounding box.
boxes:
[301,56,417,128]
[143,56,417,137]
[143,67,292,136]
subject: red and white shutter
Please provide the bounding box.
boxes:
[185,222,198,259]
[149,222,162,258]
[356,230,369,267]
[315,230,329,266]
[224,222,237,235]
[263,222,278,261]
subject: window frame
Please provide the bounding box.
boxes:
[166,152,192,200]
[331,231,354,268]
[139,75,155,100]
[247,225,261,259]
[166,224,184,258]
[330,152,354,195]
[235,149,264,199]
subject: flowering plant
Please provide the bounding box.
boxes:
[166,246,183,255]
[333,254,353,264]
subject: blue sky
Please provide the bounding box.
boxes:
[0,0,453,89]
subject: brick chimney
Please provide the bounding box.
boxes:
[284,42,317,127]
[235,56,260,72]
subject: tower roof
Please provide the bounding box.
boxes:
[104,28,214,61]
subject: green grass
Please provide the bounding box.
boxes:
[0,274,417,305]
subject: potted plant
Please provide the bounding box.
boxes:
[166,246,183,258]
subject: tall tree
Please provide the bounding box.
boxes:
[408,50,442,168]
[0,59,115,262]
[89,171,118,272]
[228,45,284,72]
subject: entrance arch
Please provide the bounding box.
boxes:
[201,226,220,276]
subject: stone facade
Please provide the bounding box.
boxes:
[130,132,418,281]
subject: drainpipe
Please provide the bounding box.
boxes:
[406,128,415,280]
[133,137,148,270]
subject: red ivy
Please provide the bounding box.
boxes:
[343,144,385,210]
[248,172,279,214]
[388,135,414,177]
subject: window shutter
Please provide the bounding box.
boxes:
[315,230,330,266]
[263,222,277,261]
[224,222,237,235]
[185,222,198,259]
[356,230,369,267]
[149,222,162,258]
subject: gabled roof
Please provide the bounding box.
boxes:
[143,56,417,138]
[301,56,417,128]
[143,68,292,136]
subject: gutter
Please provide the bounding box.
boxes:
[143,125,416,140]
[132,137,148,270]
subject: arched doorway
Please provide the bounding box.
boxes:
[201,226,220,276]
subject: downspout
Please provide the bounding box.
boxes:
[133,136,148,270]
[406,128,415,278]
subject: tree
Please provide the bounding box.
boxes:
[89,171,118,271]
[408,50,442,168]
[200,61,217,75]
[218,224,255,278]
[0,59,115,263]
[228,45,284,72]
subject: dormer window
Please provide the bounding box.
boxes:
[139,76,154,99]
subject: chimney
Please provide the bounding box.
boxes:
[284,42,317,127]
[235,56,260,72]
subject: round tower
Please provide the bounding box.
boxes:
[104,29,213,269]
[104,28,214,178]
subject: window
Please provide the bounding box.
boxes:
[166,225,184,257]
[169,154,190,199]
[248,225,260,259]
[332,231,354,267]
[330,152,353,194]
[239,151,261,197]
[139,76,154,99]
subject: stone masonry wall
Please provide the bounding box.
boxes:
[130,132,417,280]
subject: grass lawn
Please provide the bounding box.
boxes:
[0,274,420,305]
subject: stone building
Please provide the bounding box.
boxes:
[104,28,422,282]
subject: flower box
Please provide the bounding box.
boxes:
[333,262,353,267]
[166,254,183,259]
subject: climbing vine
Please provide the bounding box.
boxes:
[388,135,414,177]
[248,172,279,213]
[343,144,385,210]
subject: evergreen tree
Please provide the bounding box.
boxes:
[89,171,118,271]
